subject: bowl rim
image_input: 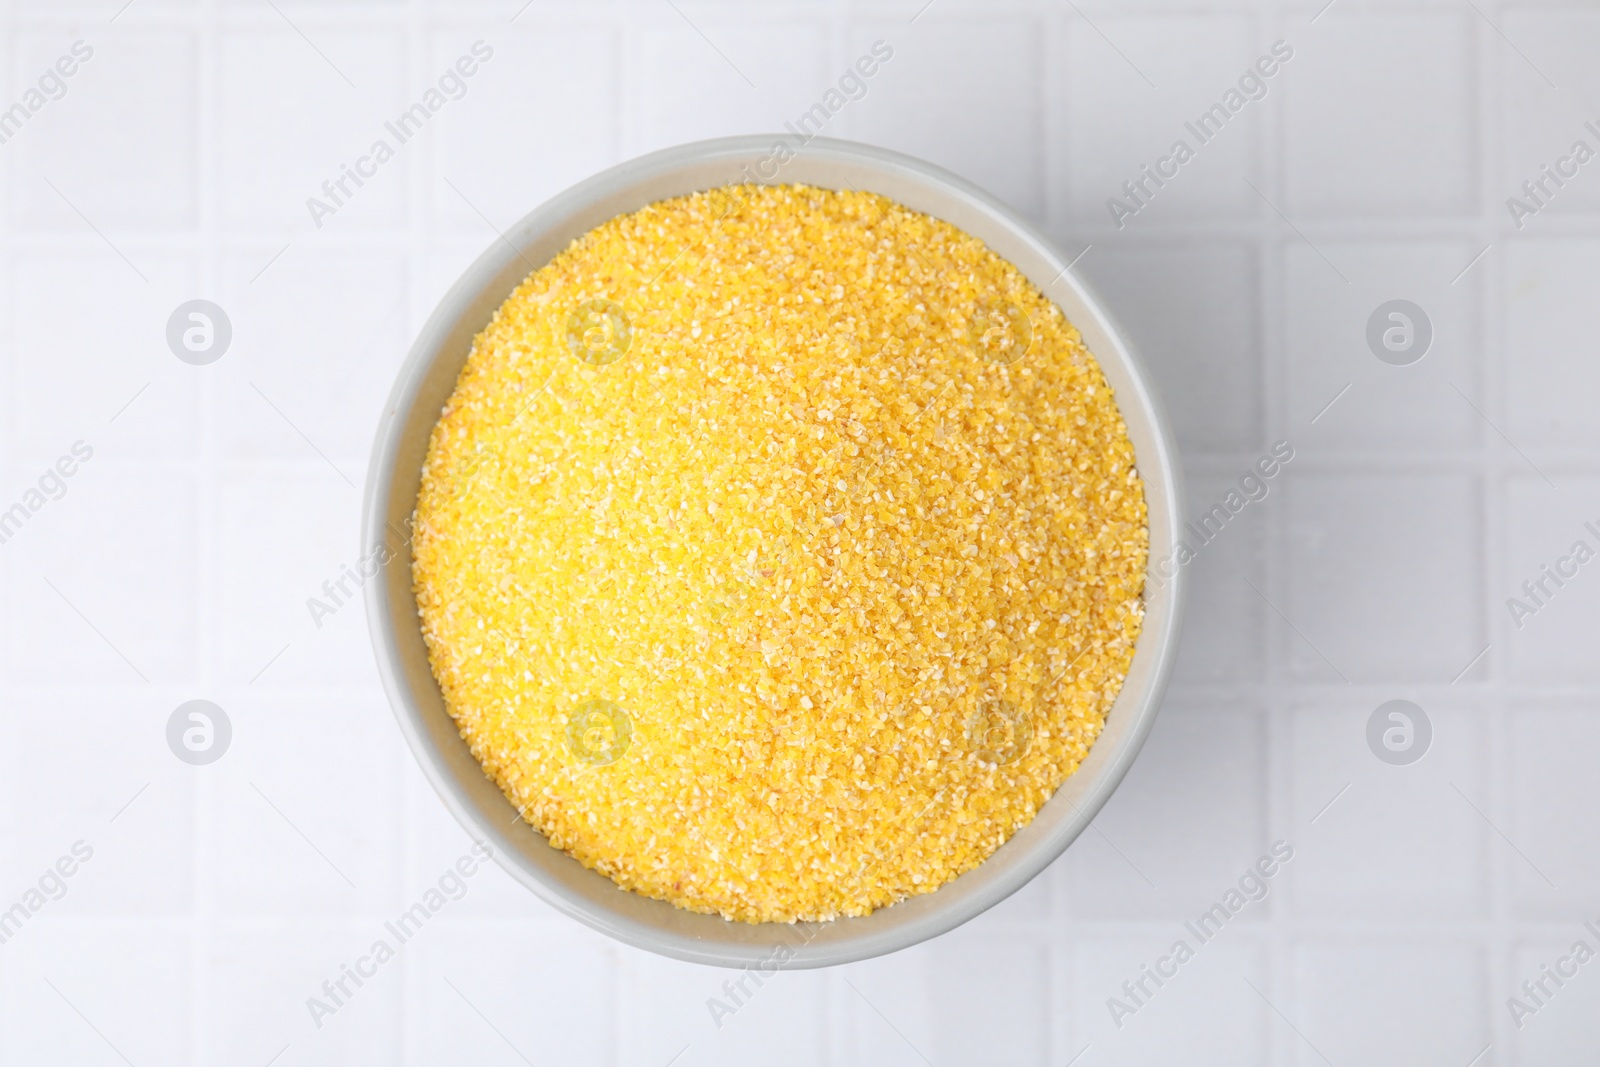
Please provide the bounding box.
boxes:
[363,134,1186,969]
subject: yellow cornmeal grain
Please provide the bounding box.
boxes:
[412,183,1147,924]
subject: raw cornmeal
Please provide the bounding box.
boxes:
[412,184,1147,924]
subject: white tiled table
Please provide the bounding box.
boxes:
[1,1,1596,1063]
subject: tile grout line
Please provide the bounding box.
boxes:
[0,1,15,1057]
[1260,0,1297,1057]
[0,0,13,716]
[195,0,222,1060]
[1477,2,1515,1058]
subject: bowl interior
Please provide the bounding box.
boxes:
[363,136,1185,968]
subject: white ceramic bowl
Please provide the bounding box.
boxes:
[363,136,1185,968]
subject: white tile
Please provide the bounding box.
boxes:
[0,920,191,1066]
[217,28,408,232]
[1288,702,1487,919]
[409,924,616,1066]
[621,951,708,1064]
[838,948,930,1066]
[849,19,1044,221]
[217,246,406,465]
[201,692,402,916]
[1083,243,1261,452]
[0,691,194,915]
[403,762,556,921]
[1506,705,1600,920]
[1284,242,1483,447]
[630,950,827,1066]
[2,464,198,685]
[214,467,375,689]
[632,22,828,156]
[1284,473,1484,682]
[1069,936,1267,1065]
[15,0,196,11]
[1284,13,1476,217]
[929,936,1049,1065]
[839,935,1050,1065]
[1503,477,1600,682]
[11,31,197,231]
[8,249,199,460]
[203,921,400,1066]
[1059,14,1264,226]
[1506,938,1600,1064]
[222,0,397,6]
[1068,709,1267,920]
[1167,469,1268,684]
[432,28,619,231]
[1290,940,1489,1067]
[419,239,486,334]
[1505,239,1600,446]
[1500,9,1600,223]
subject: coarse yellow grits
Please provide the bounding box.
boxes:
[412,183,1147,924]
